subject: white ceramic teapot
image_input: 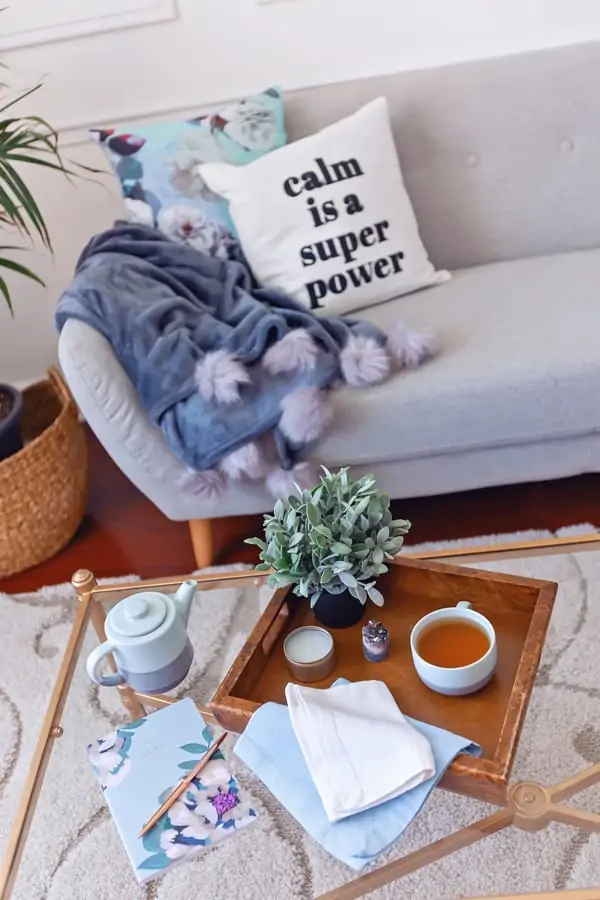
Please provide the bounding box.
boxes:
[86,580,196,693]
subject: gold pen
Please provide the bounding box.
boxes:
[139,731,227,838]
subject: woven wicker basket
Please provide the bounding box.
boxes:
[0,367,88,578]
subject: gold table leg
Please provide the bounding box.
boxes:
[0,584,93,899]
[317,765,600,900]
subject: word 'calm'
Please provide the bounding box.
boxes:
[281,155,405,309]
[283,156,363,197]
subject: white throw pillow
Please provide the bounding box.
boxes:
[199,98,449,316]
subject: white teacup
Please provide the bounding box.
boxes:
[410,601,497,696]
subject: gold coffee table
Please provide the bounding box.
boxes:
[3,533,600,900]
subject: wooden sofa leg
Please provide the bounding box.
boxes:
[188,518,213,569]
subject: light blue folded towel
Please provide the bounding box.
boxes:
[235,679,480,869]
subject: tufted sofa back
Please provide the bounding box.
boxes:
[284,42,600,271]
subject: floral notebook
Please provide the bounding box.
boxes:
[86,697,257,883]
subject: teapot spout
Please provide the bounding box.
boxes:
[173,579,196,628]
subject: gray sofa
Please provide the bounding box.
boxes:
[59,41,600,566]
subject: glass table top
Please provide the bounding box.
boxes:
[3,536,600,900]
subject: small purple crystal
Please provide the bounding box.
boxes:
[362,620,389,662]
[211,790,239,816]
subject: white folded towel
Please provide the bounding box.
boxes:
[285,680,435,823]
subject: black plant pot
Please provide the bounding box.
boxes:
[0,384,23,462]
[313,587,365,629]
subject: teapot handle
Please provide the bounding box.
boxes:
[86,641,126,688]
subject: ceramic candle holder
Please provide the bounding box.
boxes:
[283,626,335,683]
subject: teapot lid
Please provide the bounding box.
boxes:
[110,593,167,638]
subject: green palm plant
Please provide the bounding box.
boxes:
[0,84,74,314]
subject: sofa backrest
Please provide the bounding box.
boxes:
[285,42,600,271]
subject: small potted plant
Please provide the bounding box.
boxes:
[0,384,23,461]
[1,67,87,461]
[0,62,92,574]
[247,467,411,628]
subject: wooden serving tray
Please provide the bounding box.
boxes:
[211,557,557,804]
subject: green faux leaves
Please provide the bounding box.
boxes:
[0,82,97,315]
[245,467,411,608]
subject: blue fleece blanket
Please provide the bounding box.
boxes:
[55,224,387,472]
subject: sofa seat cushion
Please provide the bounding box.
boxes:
[318,248,600,467]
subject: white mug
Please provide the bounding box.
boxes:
[410,601,497,696]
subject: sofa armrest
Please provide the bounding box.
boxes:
[58,319,197,521]
[58,319,275,521]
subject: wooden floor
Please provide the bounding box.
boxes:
[2,428,599,594]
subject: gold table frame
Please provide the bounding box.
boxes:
[3,532,600,900]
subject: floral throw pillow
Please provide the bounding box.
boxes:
[90,87,286,257]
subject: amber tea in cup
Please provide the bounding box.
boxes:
[409,601,498,696]
[417,619,490,668]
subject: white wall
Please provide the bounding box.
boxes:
[2,0,600,386]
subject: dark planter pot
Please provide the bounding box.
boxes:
[313,587,365,629]
[0,384,23,462]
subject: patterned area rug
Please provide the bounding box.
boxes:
[2,529,600,899]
